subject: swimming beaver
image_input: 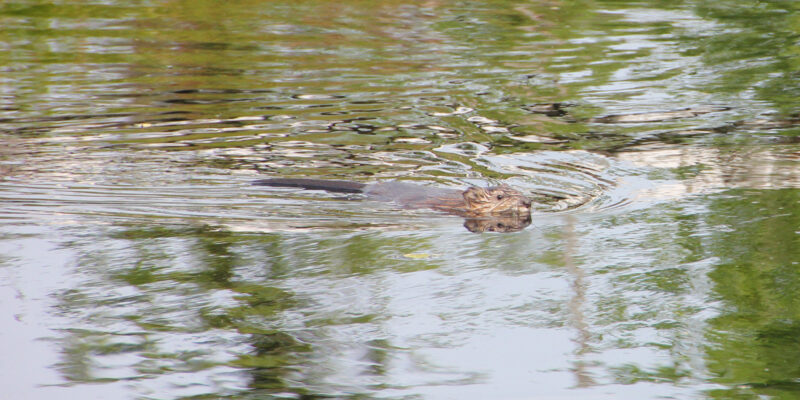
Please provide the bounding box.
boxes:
[252,178,533,219]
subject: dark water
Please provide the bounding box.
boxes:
[1,1,799,399]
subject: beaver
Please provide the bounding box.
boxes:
[252,178,533,220]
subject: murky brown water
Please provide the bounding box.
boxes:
[1,1,799,399]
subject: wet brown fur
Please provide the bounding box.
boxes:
[253,179,532,218]
[416,185,531,218]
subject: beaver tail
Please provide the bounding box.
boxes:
[251,178,367,193]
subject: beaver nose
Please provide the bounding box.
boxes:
[522,198,532,208]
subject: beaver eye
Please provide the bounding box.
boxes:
[496,194,504,200]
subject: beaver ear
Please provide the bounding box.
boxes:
[463,186,485,201]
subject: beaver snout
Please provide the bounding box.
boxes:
[505,193,531,213]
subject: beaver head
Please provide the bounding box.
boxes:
[462,185,532,217]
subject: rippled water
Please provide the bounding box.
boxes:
[1,1,799,399]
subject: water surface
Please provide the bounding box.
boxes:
[1,1,799,399]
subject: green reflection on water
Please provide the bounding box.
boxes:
[705,189,800,398]
[693,0,800,117]
[1,0,799,398]
[49,215,558,397]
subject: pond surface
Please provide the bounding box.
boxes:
[1,0,799,399]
